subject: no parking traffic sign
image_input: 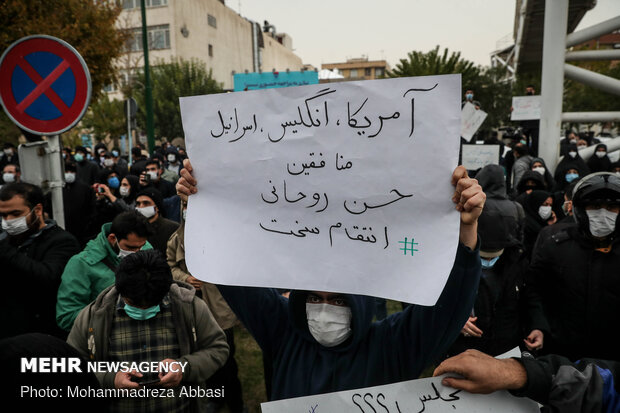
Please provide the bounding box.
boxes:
[0,35,92,135]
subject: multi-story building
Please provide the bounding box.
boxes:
[321,57,390,81]
[107,0,304,96]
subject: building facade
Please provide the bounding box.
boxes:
[321,57,390,81]
[108,0,304,96]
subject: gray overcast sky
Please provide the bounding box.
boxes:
[231,0,619,69]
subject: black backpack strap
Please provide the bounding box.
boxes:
[101,257,117,272]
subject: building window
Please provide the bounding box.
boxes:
[125,24,170,51]
[122,0,168,9]
[375,67,385,77]
[208,44,213,57]
[208,14,217,28]
[364,68,371,77]
[103,83,117,93]
[349,69,358,78]
[148,24,170,50]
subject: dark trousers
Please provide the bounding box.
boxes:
[205,328,244,412]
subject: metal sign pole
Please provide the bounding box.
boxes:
[127,99,133,165]
[48,135,65,228]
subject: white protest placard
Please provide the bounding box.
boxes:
[461,144,500,171]
[261,347,539,413]
[511,95,541,121]
[260,373,538,413]
[460,102,487,141]
[180,75,461,305]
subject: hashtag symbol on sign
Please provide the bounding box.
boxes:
[399,237,419,256]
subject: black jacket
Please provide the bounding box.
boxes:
[446,245,528,357]
[524,222,620,361]
[0,222,80,339]
[147,215,179,254]
[514,354,620,413]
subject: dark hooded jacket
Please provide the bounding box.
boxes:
[525,222,620,362]
[529,158,556,191]
[520,190,553,259]
[217,243,481,400]
[586,144,612,173]
[475,165,525,247]
[514,170,548,201]
[554,143,590,191]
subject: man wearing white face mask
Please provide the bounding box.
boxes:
[0,182,80,339]
[2,164,21,185]
[135,187,179,254]
[56,211,153,332]
[177,159,485,401]
[524,172,620,362]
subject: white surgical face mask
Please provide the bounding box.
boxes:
[586,208,618,238]
[532,167,545,176]
[306,303,352,347]
[147,171,158,181]
[119,186,130,197]
[104,158,114,167]
[1,210,33,236]
[4,149,13,156]
[2,173,15,183]
[595,151,606,158]
[568,151,577,158]
[116,241,135,258]
[136,205,156,218]
[538,205,552,220]
[64,172,76,183]
[167,154,176,163]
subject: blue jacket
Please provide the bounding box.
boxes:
[218,242,481,400]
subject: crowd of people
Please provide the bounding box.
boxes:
[1,127,619,412]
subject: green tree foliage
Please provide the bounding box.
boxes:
[0,0,126,144]
[132,58,223,140]
[389,46,480,85]
[389,46,513,136]
[81,94,126,145]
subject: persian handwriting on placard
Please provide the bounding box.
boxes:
[287,152,326,176]
[329,223,389,249]
[286,152,353,176]
[403,83,438,138]
[347,97,401,138]
[210,109,260,143]
[261,180,329,212]
[209,83,441,144]
[343,189,413,215]
[350,383,461,413]
[268,88,336,142]
[259,220,389,249]
[259,219,320,238]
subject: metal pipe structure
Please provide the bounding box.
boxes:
[565,49,620,61]
[564,64,620,96]
[539,0,569,173]
[578,136,620,162]
[566,16,620,47]
[562,112,620,123]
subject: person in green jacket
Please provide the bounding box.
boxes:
[56,210,153,332]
